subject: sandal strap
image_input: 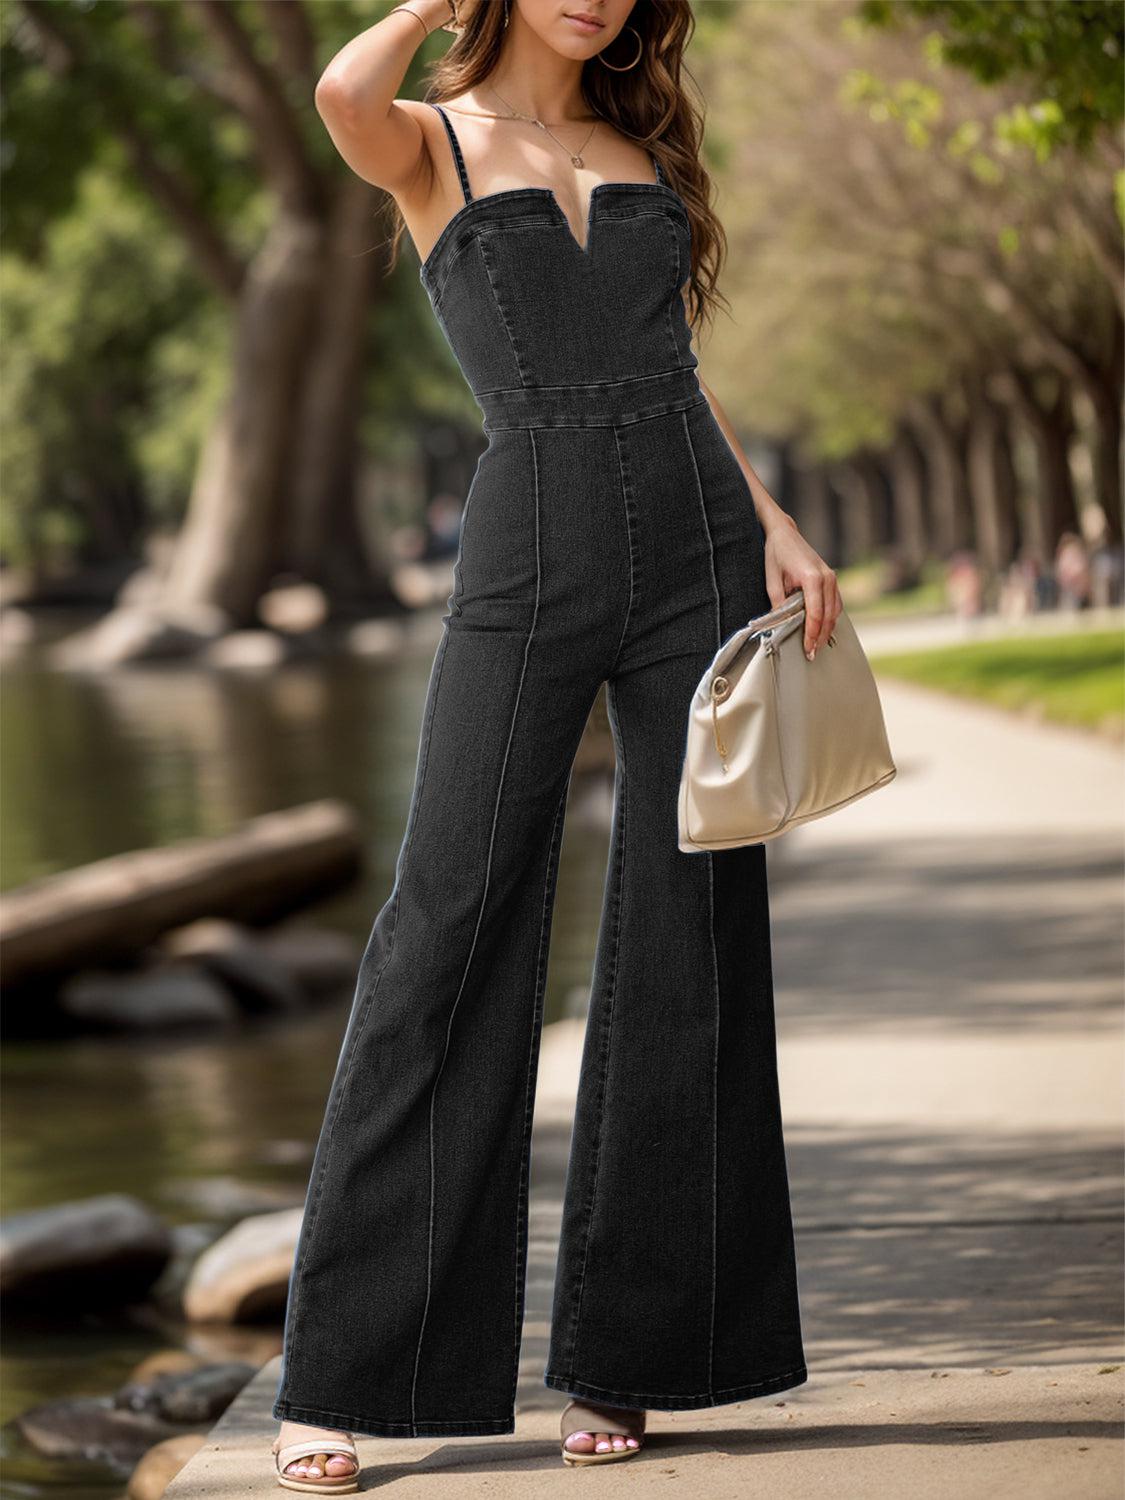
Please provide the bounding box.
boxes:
[275,1440,357,1469]
[561,1399,646,1442]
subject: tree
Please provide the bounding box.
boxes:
[3,0,445,627]
[693,0,1121,578]
[860,0,1125,151]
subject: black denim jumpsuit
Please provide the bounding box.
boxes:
[273,101,807,1440]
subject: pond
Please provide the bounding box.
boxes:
[0,608,616,1498]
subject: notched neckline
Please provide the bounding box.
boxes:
[418,181,687,284]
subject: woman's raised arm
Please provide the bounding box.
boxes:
[313,1,454,197]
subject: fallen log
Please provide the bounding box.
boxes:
[0,800,362,990]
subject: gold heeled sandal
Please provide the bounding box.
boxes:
[560,1398,646,1465]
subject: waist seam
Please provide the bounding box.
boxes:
[476,367,705,431]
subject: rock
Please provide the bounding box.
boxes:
[258,582,329,634]
[114,1361,256,1423]
[203,630,291,670]
[58,963,239,1031]
[127,1433,208,1500]
[0,1194,172,1305]
[256,924,360,998]
[182,1208,303,1324]
[49,604,227,669]
[346,616,410,657]
[159,920,304,1014]
[14,1397,183,1466]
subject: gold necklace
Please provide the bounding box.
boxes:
[486,85,598,168]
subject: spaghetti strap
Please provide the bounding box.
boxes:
[650,150,665,186]
[428,102,473,205]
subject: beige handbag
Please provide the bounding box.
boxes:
[677,588,896,851]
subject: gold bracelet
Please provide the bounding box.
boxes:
[391,5,430,39]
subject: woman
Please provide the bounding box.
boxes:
[272,0,841,1486]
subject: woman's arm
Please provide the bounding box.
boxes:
[697,371,843,661]
[697,373,796,539]
[313,1,452,196]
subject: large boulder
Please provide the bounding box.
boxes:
[182,1208,303,1324]
[0,1194,172,1305]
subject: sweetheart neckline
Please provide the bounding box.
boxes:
[418,181,688,284]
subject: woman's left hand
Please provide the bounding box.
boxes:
[763,516,843,660]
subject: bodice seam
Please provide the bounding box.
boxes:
[418,183,688,287]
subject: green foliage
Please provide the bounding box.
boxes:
[0,168,203,566]
[841,68,944,147]
[0,0,477,567]
[693,0,1116,472]
[859,0,1124,149]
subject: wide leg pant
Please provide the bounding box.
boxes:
[272,400,807,1438]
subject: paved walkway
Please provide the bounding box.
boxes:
[168,658,1124,1497]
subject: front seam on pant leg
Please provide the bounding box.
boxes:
[409,425,544,1435]
[607,425,638,678]
[705,850,720,1396]
[682,404,725,1399]
[275,625,452,1413]
[509,776,571,1413]
[561,679,629,1385]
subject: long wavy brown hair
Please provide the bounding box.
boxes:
[383,0,728,337]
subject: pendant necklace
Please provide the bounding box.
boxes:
[487,85,598,167]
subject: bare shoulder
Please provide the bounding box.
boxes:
[390,96,456,208]
[389,97,473,267]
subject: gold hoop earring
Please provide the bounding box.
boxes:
[503,0,510,27]
[597,23,642,71]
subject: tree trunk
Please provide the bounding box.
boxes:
[1003,367,1080,564]
[0,800,362,990]
[162,211,326,624]
[965,375,1020,577]
[888,423,928,582]
[831,451,882,565]
[1081,316,1124,544]
[793,462,836,563]
[774,439,801,530]
[283,176,403,616]
[908,392,974,558]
